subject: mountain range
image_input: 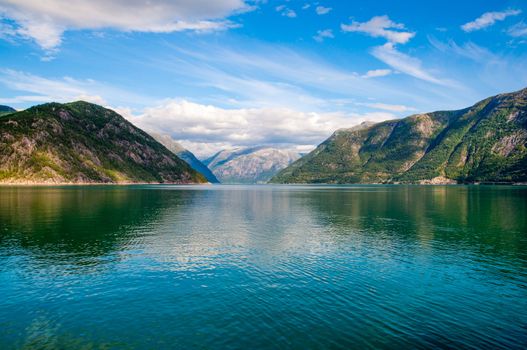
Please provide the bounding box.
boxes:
[0,102,206,184]
[1,87,526,185]
[271,87,527,184]
[149,133,219,183]
[204,146,301,183]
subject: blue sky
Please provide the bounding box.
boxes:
[1,0,527,156]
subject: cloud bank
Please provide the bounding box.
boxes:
[128,99,394,157]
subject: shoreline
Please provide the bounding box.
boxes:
[0,182,525,187]
[0,182,212,186]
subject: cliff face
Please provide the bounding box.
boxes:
[0,101,207,184]
[271,88,527,184]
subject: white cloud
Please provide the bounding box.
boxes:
[371,43,453,86]
[302,4,311,10]
[508,22,527,37]
[275,5,296,18]
[362,69,392,78]
[315,6,332,15]
[313,29,334,42]
[283,9,297,18]
[461,9,521,32]
[341,15,415,44]
[129,99,394,156]
[0,0,253,51]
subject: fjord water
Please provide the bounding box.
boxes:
[0,185,526,349]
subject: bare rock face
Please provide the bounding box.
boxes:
[0,101,207,184]
[419,176,457,185]
[271,87,527,184]
[204,146,301,184]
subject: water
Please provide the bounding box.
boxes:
[0,185,526,349]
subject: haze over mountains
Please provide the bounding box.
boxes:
[272,88,527,184]
[204,146,301,184]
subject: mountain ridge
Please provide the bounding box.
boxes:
[205,146,301,184]
[0,101,207,184]
[271,87,527,184]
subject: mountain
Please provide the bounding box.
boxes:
[271,87,527,184]
[0,105,16,116]
[149,132,220,183]
[204,146,301,183]
[0,101,207,184]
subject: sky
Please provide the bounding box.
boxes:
[1,0,527,157]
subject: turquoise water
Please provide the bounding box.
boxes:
[0,185,526,349]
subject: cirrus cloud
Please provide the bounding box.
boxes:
[508,22,527,37]
[371,43,453,86]
[0,68,153,107]
[341,15,456,87]
[361,102,415,113]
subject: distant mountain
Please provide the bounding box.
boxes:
[0,105,16,116]
[0,101,207,184]
[271,87,527,184]
[149,133,219,183]
[204,146,301,183]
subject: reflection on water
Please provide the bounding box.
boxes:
[0,185,526,349]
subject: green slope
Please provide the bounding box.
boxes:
[0,101,207,184]
[271,88,527,184]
